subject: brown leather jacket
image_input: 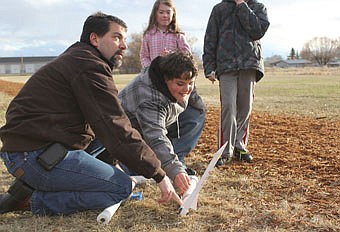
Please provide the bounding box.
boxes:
[0,42,165,182]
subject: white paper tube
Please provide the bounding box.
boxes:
[97,180,137,224]
[97,202,121,224]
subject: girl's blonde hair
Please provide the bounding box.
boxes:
[144,0,181,35]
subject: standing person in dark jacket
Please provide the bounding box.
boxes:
[203,0,269,166]
[0,12,181,216]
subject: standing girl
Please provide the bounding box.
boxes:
[140,0,190,67]
[140,0,206,175]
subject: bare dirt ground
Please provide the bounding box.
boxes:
[0,79,339,231]
[195,107,340,220]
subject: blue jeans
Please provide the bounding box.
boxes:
[167,105,205,164]
[0,140,132,215]
[119,106,205,175]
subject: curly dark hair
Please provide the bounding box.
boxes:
[158,51,198,80]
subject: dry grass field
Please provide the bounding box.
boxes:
[0,67,340,231]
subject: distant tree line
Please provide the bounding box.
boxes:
[121,34,340,73]
[266,37,340,66]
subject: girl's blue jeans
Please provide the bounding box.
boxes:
[0,140,132,215]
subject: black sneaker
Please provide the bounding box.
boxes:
[215,156,232,167]
[0,179,34,213]
[234,149,253,163]
[185,167,197,176]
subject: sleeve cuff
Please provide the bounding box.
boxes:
[152,167,166,183]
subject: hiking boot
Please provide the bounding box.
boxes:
[185,167,197,176]
[0,179,34,213]
[234,149,253,163]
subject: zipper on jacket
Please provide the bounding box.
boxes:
[176,107,180,139]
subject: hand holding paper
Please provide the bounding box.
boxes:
[179,142,227,216]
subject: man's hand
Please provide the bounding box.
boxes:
[174,172,191,195]
[157,176,182,206]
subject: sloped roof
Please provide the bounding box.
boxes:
[270,59,312,65]
[328,61,340,65]
[0,56,57,63]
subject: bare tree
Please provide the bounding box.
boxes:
[186,36,201,66]
[335,37,340,59]
[300,37,338,65]
[119,33,143,74]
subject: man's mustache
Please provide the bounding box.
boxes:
[115,50,124,57]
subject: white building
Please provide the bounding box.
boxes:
[0,56,56,74]
[270,59,313,68]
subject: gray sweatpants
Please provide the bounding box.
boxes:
[218,69,256,158]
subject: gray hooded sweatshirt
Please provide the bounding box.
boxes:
[118,57,187,180]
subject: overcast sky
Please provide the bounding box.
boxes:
[1,0,339,58]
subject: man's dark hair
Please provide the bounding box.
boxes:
[158,51,198,80]
[80,12,127,44]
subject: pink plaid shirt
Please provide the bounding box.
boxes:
[140,27,191,68]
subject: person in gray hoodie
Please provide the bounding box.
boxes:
[118,51,199,195]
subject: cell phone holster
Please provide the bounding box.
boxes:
[36,143,67,171]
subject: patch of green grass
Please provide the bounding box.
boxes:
[253,71,340,119]
[1,68,340,120]
[181,69,340,119]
